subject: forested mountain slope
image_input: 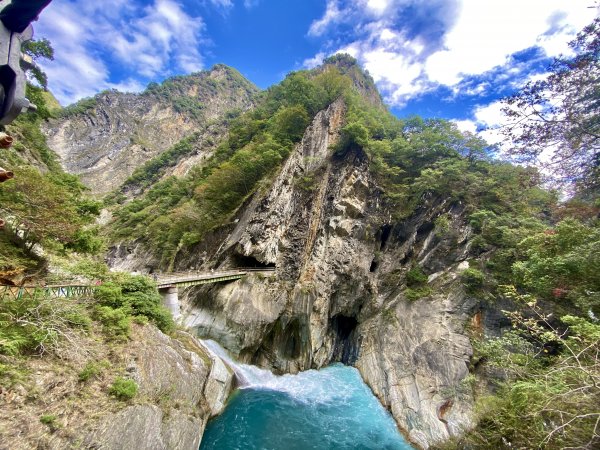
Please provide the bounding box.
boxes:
[1,49,598,450]
[42,64,258,195]
[0,57,239,450]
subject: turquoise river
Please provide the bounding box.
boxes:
[200,341,413,450]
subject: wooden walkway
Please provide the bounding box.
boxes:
[154,268,275,289]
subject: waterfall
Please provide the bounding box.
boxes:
[201,339,357,404]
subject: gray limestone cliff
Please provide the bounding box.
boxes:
[164,98,481,448]
[42,65,258,195]
[0,324,233,450]
[85,327,233,450]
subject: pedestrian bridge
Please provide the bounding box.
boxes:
[0,268,275,320]
[155,268,274,288]
[153,268,276,318]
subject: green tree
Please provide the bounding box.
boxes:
[0,167,99,250]
[512,218,600,315]
[271,105,310,143]
[21,38,54,89]
[501,18,600,194]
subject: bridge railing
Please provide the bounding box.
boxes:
[153,267,275,287]
[0,284,96,300]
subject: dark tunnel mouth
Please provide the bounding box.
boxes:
[331,314,358,340]
[379,224,392,250]
[230,252,276,269]
[369,259,379,272]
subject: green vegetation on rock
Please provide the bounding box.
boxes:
[58,96,98,118]
[109,377,138,401]
[94,274,174,334]
[110,65,354,267]
[0,57,103,278]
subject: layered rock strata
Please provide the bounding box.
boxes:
[43,65,257,195]
[179,98,478,448]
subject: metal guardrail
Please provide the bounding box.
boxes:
[0,284,96,300]
[154,267,275,288]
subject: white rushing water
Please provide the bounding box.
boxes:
[202,339,356,404]
[199,339,414,450]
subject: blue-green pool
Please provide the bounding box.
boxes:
[199,362,413,450]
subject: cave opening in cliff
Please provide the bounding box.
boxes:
[230,253,276,269]
[369,259,379,272]
[416,222,435,241]
[379,224,392,250]
[282,320,302,359]
[256,318,306,362]
[330,314,360,365]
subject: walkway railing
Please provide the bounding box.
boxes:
[0,267,276,299]
[154,267,275,289]
[0,284,96,300]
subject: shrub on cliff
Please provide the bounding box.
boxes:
[94,274,174,333]
[461,268,485,293]
[109,377,138,401]
[463,293,600,449]
[406,266,428,286]
[0,294,91,356]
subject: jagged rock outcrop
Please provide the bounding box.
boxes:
[177,98,479,448]
[0,324,232,450]
[42,65,258,195]
[85,326,233,450]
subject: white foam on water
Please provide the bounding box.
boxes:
[201,339,357,404]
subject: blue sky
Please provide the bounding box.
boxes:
[34,0,598,138]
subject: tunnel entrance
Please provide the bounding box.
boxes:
[369,259,379,272]
[230,253,275,269]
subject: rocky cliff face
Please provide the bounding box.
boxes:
[86,326,233,450]
[174,99,479,448]
[42,65,258,195]
[0,324,232,450]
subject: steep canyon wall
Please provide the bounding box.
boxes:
[177,99,479,448]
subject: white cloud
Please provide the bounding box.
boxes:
[306,0,598,107]
[365,0,393,16]
[473,101,504,127]
[453,100,507,146]
[452,119,477,134]
[303,52,326,69]
[34,0,206,105]
[308,0,343,37]
[108,78,147,94]
[334,44,360,59]
[362,47,424,101]
[424,0,595,86]
[243,0,261,8]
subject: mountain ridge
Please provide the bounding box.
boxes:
[42,64,259,195]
